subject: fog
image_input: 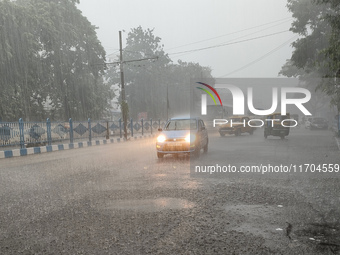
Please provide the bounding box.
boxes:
[77,0,294,78]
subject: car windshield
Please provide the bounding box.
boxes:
[273,114,289,120]
[230,118,242,122]
[165,119,197,130]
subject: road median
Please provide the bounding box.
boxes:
[0,134,156,159]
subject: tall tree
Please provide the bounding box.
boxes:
[122,26,171,119]
[167,60,213,117]
[0,0,42,120]
[281,0,340,112]
[0,0,113,121]
[106,26,213,119]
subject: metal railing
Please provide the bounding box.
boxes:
[0,118,167,148]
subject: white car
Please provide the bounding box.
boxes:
[156,117,208,158]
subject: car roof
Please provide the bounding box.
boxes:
[169,117,200,120]
[230,115,249,118]
[270,112,290,115]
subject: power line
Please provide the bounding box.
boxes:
[168,30,290,56]
[106,50,158,62]
[218,35,298,77]
[212,20,291,46]
[166,17,292,52]
[172,20,292,59]
[123,49,148,54]
[105,19,292,63]
[107,50,120,58]
[104,56,158,66]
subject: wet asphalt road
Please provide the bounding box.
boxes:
[0,127,339,254]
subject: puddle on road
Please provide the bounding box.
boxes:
[104,198,195,212]
[295,223,340,248]
[224,204,286,246]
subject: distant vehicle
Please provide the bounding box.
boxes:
[264,112,290,139]
[305,117,314,129]
[290,114,299,122]
[156,117,208,158]
[310,117,328,130]
[290,114,299,126]
[218,116,255,137]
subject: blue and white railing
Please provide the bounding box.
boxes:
[0,118,167,149]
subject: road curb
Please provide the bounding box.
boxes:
[0,134,156,159]
[335,136,340,151]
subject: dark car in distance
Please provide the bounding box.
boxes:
[310,117,328,130]
[218,116,255,137]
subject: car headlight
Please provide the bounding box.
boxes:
[157,135,166,143]
[185,134,196,143]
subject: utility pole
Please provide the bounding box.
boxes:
[94,32,158,139]
[115,31,158,139]
[166,83,169,120]
[119,31,128,140]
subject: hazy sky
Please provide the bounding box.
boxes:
[77,0,295,78]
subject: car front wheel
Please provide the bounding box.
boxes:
[191,144,200,158]
[203,140,208,153]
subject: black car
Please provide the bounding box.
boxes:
[310,117,328,130]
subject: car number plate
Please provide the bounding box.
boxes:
[168,142,182,147]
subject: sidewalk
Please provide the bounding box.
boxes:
[0,134,156,159]
[331,124,340,150]
[335,135,340,151]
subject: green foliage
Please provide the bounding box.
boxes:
[122,27,170,119]
[106,26,213,119]
[167,60,213,116]
[0,0,113,121]
[282,0,340,111]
